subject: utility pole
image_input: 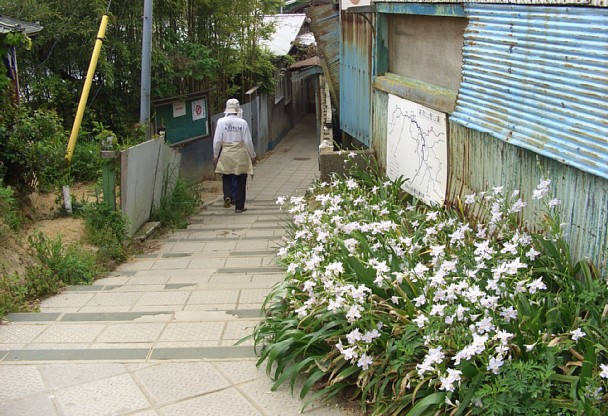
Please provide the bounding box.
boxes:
[140,0,152,127]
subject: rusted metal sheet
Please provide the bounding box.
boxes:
[447,122,608,276]
[371,89,388,172]
[340,11,373,145]
[451,5,608,180]
[374,0,607,7]
[307,4,341,109]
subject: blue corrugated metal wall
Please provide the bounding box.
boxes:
[340,11,373,146]
[452,5,608,179]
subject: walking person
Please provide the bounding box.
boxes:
[213,98,256,213]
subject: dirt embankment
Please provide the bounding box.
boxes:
[0,180,223,279]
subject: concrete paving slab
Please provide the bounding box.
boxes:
[0,325,50,344]
[33,324,106,344]
[133,361,231,406]
[41,362,127,389]
[158,322,225,342]
[0,393,59,416]
[187,289,240,305]
[0,365,46,401]
[54,373,150,416]
[95,323,165,343]
[84,292,143,307]
[135,291,190,306]
[158,387,262,416]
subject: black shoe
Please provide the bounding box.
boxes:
[235,208,247,213]
[223,197,232,208]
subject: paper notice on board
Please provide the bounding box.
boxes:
[172,101,186,117]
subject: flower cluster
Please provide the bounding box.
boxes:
[266,172,608,414]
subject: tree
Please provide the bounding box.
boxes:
[0,0,283,139]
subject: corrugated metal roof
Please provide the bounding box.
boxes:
[374,0,607,8]
[0,16,43,35]
[307,4,341,108]
[451,5,608,180]
[261,14,307,56]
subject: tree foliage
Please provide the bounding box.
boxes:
[0,0,282,135]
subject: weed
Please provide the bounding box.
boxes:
[25,232,98,298]
[151,168,200,229]
[82,202,130,264]
[0,180,21,234]
[0,272,28,316]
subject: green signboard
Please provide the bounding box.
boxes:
[154,93,210,146]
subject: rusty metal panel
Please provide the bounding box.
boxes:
[307,4,341,108]
[372,88,388,172]
[452,5,608,180]
[340,11,373,145]
[374,0,607,7]
[447,122,608,275]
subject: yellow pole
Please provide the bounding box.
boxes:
[65,15,109,162]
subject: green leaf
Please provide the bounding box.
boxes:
[407,392,446,416]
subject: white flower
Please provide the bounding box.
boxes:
[548,198,560,208]
[276,196,287,205]
[527,277,547,294]
[325,262,344,276]
[464,193,476,204]
[346,328,362,344]
[295,304,308,318]
[600,364,608,379]
[430,245,445,258]
[357,353,373,370]
[413,294,426,307]
[426,211,439,221]
[526,247,540,261]
[346,178,358,190]
[439,368,462,392]
[509,198,527,213]
[362,329,380,343]
[476,316,495,334]
[413,314,429,328]
[413,263,429,277]
[487,355,504,374]
[342,346,358,360]
[346,304,363,323]
[499,306,518,322]
[570,328,586,342]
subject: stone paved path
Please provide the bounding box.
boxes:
[0,115,361,416]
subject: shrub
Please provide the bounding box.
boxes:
[0,272,28,317]
[0,108,102,191]
[0,179,21,234]
[82,202,130,264]
[253,168,608,415]
[25,232,98,298]
[151,169,200,229]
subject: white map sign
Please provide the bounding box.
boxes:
[386,94,448,206]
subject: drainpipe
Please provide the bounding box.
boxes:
[65,15,109,162]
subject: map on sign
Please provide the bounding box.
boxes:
[386,94,447,206]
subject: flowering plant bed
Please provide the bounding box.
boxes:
[252,165,608,415]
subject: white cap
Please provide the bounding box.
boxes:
[224,98,241,114]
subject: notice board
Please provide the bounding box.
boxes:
[154,93,210,146]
